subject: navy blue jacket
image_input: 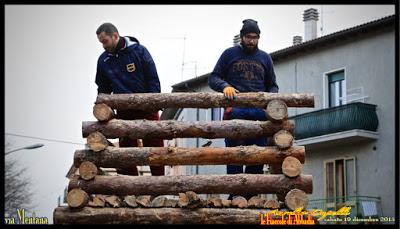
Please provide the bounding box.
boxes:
[208,45,279,93]
[95,36,161,94]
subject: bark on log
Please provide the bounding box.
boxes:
[95,92,315,111]
[67,188,89,208]
[282,156,303,178]
[265,100,288,122]
[93,103,114,122]
[231,196,248,208]
[68,174,313,196]
[74,146,305,167]
[78,161,98,181]
[285,189,309,211]
[53,206,282,224]
[272,130,294,149]
[82,119,294,139]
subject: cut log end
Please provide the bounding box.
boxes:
[93,103,114,122]
[273,130,294,149]
[231,196,248,208]
[87,131,109,152]
[67,188,89,208]
[264,199,280,209]
[282,156,303,178]
[124,195,138,208]
[265,99,288,122]
[285,189,309,211]
[79,161,98,180]
[247,196,265,208]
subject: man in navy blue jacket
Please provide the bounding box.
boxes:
[208,19,279,200]
[95,22,164,176]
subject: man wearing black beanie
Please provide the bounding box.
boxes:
[208,19,279,200]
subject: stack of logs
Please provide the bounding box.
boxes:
[53,92,314,224]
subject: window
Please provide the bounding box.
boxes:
[325,158,356,203]
[211,108,222,121]
[328,70,346,107]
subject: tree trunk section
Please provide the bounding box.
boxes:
[207,197,223,208]
[53,206,282,224]
[87,195,105,208]
[67,188,89,208]
[86,131,110,152]
[221,199,232,208]
[247,196,265,208]
[231,196,248,208]
[151,196,167,208]
[265,99,288,122]
[282,156,303,178]
[74,146,305,167]
[105,195,122,208]
[68,174,312,196]
[95,92,314,111]
[124,195,138,208]
[136,195,153,208]
[82,119,294,139]
[273,130,294,149]
[284,189,309,211]
[263,199,280,209]
[78,161,98,181]
[93,103,114,122]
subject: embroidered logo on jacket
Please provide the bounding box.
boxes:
[126,63,136,72]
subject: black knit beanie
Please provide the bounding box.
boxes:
[240,19,260,37]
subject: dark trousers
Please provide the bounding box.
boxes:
[115,109,164,176]
[224,107,268,200]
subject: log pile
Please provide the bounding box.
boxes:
[53,92,314,224]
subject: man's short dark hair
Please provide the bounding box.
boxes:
[96,23,119,36]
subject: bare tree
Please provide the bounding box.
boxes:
[5,141,34,218]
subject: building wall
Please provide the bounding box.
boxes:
[273,29,395,217]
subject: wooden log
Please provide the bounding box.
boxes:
[74,146,305,167]
[82,119,294,139]
[124,195,138,208]
[136,195,153,208]
[151,196,167,208]
[272,130,294,149]
[285,189,309,211]
[247,196,265,208]
[105,195,122,208]
[87,195,105,208]
[86,131,109,152]
[164,199,178,208]
[68,174,313,196]
[93,103,114,122]
[231,196,248,208]
[263,199,280,209]
[265,99,288,122]
[78,161,98,181]
[53,206,281,224]
[178,193,188,208]
[282,156,303,178]
[185,191,202,209]
[207,197,223,208]
[67,188,89,209]
[95,92,315,111]
[221,199,232,208]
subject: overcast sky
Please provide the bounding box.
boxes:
[5,4,395,223]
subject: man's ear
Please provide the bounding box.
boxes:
[113,32,119,40]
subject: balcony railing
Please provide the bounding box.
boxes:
[307,195,383,224]
[290,102,379,140]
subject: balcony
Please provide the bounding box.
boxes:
[290,102,379,149]
[307,195,383,224]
